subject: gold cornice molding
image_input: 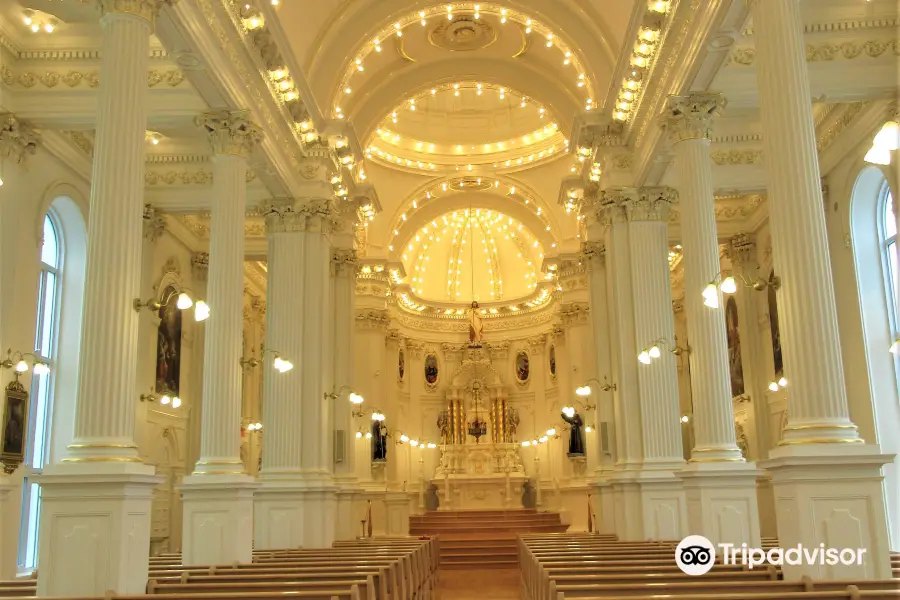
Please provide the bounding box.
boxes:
[669,193,765,223]
[728,39,900,66]
[711,149,763,165]
[0,66,186,89]
[94,0,177,24]
[742,16,900,36]
[816,101,869,153]
[145,167,258,186]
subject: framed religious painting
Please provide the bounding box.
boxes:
[515,350,530,385]
[155,285,182,396]
[0,378,28,474]
[725,296,745,397]
[398,347,406,384]
[548,345,557,381]
[424,353,439,390]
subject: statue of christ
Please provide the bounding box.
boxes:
[468,300,483,346]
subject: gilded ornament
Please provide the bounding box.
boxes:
[95,0,178,24]
[0,115,40,163]
[710,149,763,165]
[196,109,263,157]
[663,93,727,143]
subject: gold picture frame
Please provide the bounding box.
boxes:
[1,378,29,475]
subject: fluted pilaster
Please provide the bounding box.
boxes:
[69,9,154,460]
[332,248,357,480]
[193,111,261,474]
[582,244,615,470]
[749,0,860,444]
[664,94,743,462]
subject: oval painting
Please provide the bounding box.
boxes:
[548,346,557,377]
[398,348,405,381]
[424,353,439,385]
[515,351,530,382]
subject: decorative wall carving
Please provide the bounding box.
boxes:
[0,114,39,163]
[196,109,263,157]
[0,66,185,88]
[728,39,900,66]
[142,204,166,242]
[711,149,763,165]
[559,302,590,326]
[662,93,726,143]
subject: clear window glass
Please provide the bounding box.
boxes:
[19,214,61,571]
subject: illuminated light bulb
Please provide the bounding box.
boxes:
[522,441,530,447]
[14,359,28,372]
[681,415,689,424]
[778,377,788,387]
[23,14,32,25]
[176,292,193,310]
[172,396,182,408]
[585,425,593,433]
[546,428,556,436]
[575,385,591,397]
[30,23,40,32]
[194,301,210,322]
[344,87,351,94]
[865,145,892,166]
[874,120,900,150]
[648,345,661,359]
[356,431,363,439]
[159,394,171,405]
[638,351,651,365]
[365,432,373,439]
[44,22,55,33]
[400,434,410,443]
[719,276,738,294]
[639,27,660,42]
[649,0,669,12]
[374,42,382,52]
[631,55,649,68]
[768,381,779,392]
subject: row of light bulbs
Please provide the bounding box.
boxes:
[22,10,56,33]
[334,4,594,118]
[612,1,672,122]
[373,121,560,157]
[366,146,564,173]
[396,283,554,314]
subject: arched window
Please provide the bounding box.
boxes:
[880,182,899,363]
[18,214,62,571]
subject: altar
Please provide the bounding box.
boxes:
[430,346,529,510]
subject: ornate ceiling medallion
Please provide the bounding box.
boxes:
[448,177,493,191]
[429,16,496,51]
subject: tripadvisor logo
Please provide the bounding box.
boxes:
[675,535,715,576]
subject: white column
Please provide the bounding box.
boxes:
[664,95,761,548]
[36,2,168,595]
[607,189,687,541]
[254,199,337,549]
[751,0,892,580]
[180,111,261,565]
[332,247,359,540]
[353,311,391,482]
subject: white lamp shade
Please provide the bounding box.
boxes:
[400,434,409,443]
[194,300,210,322]
[778,377,787,387]
[33,362,50,375]
[703,295,719,309]
[14,360,29,373]
[176,292,193,310]
[874,120,900,151]
[719,276,738,294]
[890,339,900,354]
[702,283,718,299]
[648,345,661,358]
[546,428,556,436]
[768,382,779,392]
[355,431,363,439]
[865,145,892,166]
[365,432,373,439]
[171,397,182,408]
[575,385,591,396]
[160,394,172,405]
[349,392,364,404]
[522,441,531,447]
[638,351,652,364]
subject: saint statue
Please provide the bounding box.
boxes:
[468,301,483,346]
[561,409,586,456]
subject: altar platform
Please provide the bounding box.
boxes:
[409,509,569,568]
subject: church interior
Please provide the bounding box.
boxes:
[0,0,898,598]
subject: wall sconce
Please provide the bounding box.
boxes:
[371,410,385,422]
[355,428,373,440]
[1,349,49,375]
[638,338,690,364]
[139,387,182,408]
[134,288,209,322]
[681,415,690,423]
[889,338,900,354]
[864,119,899,166]
[240,349,293,373]
[703,270,780,309]
[244,421,262,431]
[575,376,616,396]
[325,384,365,405]
[768,377,788,392]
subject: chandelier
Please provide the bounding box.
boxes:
[467,380,488,443]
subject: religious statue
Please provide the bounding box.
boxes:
[468,301,483,346]
[372,421,388,462]
[437,410,451,444]
[504,407,520,442]
[561,409,586,456]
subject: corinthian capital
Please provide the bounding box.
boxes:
[727,233,757,266]
[662,93,727,143]
[0,114,39,164]
[261,197,338,234]
[96,0,176,23]
[196,110,263,157]
[599,187,678,224]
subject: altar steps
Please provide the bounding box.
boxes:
[411,509,568,569]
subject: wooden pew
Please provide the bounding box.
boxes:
[6,591,361,600]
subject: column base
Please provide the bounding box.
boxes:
[760,444,894,580]
[609,467,687,541]
[0,476,18,579]
[34,462,161,596]
[679,461,763,547]
[333,476,362,541]
[179,473,257,565]
[254,474,337,549]
[384,492,412,536]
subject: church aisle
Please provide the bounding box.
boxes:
[436,568,522,600]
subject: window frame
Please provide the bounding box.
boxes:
[18,212,63,572]
[878,181,900,391]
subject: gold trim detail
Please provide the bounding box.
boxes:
[782,423,858,431]
[67,443,137,449]
[777,437,864,446]
[61,456,144,463]
[688,457,747,463]
[191,469,248,475]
